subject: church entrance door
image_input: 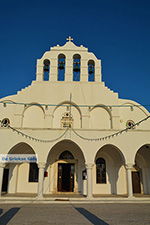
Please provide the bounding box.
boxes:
[57,163,74,192]
[132,171,141,194]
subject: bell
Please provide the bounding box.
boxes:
[89,70,93,74]
[89,66,94,74]
[44,65,49,72]
[58,61,65,70]
[73,63,80,72]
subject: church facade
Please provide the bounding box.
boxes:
[0,38,150,199]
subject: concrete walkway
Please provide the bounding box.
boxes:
[0,193,150,204]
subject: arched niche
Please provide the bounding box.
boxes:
[134,144,150,194]
[94,144,126,195]
[43,59,50,81]
[22,104,45,128]
[88,60,95,82]
[52,101,82,128]
[73,54,81,81]
[58,54,65,81]
[89,105,112,129]
[119,102,149,130]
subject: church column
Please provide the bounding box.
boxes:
[37,162,46,199]
[86,163,94,199]
[126,163,134,198]
[0,163,5,197]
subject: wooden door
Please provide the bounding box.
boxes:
[57,163,75,192]
[57,164,63,192]
[132,171,141,193]
[70,164,74,192]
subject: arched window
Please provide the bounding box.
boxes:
[58,54,65,81]
[43,59,50,81]
[96,158,106,183]
[88,60,95,82]
[73,54,81,81]
[59,151,74,160]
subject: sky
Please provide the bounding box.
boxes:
[0,0,150,112]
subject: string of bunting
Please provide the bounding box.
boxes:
[1,115,149,143]
[7,125,69,143]
[72,115,150,141]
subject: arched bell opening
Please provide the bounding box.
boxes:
[43,59,50,81]
[58,54,65,81]
[134,144,150,195]
[73,54,81,81]
[88,60,95,82]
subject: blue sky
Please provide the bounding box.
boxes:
[0,0,150,111]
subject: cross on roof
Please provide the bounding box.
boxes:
[66,36,73,42]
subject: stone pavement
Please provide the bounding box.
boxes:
[0,203,150,225]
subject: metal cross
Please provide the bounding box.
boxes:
[66,36,73,42]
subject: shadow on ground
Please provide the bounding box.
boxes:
[75,207,109,225]
[0,209,3,216]
[0,208,20,225]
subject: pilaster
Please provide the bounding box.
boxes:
[65,57,73,81]
[36,59,43,81]
[50,58,58,81]
[80,59,88,81]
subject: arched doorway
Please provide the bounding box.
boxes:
[134,144,150,195]
[46,140,85,194]
[94,144,126,195]
[3,142,37,195]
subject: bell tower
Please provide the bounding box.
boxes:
[36,37,102,82]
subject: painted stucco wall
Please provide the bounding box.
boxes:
[0,39,149,195]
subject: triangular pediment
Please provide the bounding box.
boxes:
[51,40,88,52]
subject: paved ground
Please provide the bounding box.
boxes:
[0,203,150,225]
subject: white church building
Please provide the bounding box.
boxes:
[0,37,150,200]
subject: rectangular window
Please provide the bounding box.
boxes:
[28,163,39,182]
